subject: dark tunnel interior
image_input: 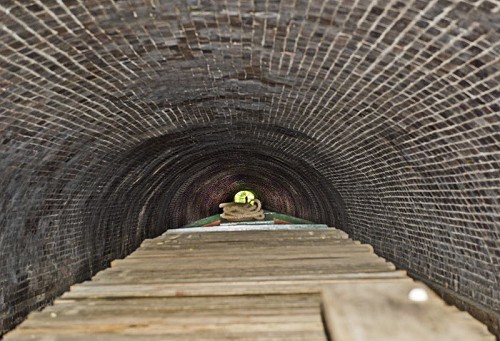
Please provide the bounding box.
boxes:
[0,0,499,335]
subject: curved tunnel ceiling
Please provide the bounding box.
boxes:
[98,125,349,230]
[0,0,499,335]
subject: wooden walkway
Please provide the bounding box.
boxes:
[5,227,494,340]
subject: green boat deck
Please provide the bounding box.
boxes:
[181,211,316,228]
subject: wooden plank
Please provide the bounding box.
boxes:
[19,313,322,328]
[6,295,327,341]
[142,236,354,244]
[93,266,398,280]
[5,332,327,341]
[142,237,355,246]
[105,264,394,273]
[137,241,359,252]
[127,243,374,256]
[5,326,327,341]
[49,294,323,310]
[123,251,377,262]
[90,271,409,285]
[148,228,349,244]
[321,281,495,341]
[168,224,329,233]
[62,275,411,299]
[6,319,327,341]
[89,266,401,284]
[109,256,393,270]
[151,232,351,241]
[127,252,388,262]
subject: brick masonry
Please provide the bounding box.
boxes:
[0,0,498,336]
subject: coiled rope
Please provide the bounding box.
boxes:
[219,199,265,222]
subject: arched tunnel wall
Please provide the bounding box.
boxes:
[0,0,499,335]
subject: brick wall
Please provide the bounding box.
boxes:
[1,0,498,335]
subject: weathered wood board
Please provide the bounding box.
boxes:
[321,281,495,341]
[4,227,494,340]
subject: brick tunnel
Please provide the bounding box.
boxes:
[0,0,498,337]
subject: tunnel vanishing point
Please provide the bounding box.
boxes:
[0,0,499,337]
